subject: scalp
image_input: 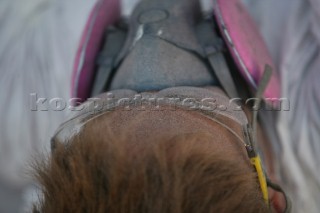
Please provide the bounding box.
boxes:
[32,117,268,213]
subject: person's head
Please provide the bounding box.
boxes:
[32,105,273,213]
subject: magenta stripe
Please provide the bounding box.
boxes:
[72,0,120,102]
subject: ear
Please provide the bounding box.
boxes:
[268,184,287,213]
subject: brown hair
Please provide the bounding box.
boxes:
[32,122,269,213]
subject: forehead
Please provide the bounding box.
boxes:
[55,87,249,143]
[54,87,252,166]
[81,104,249,162]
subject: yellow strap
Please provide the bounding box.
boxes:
[250,156,269,205]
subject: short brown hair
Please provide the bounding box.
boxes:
[32,123,269,213]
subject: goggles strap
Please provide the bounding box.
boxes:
[249,65,291,212]
[248,65,272,205]
[252,65,272,146]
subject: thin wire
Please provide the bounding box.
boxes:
[252,65,272,149]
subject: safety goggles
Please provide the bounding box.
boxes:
[52,66,291,212]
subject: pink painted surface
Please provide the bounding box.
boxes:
[214,0,280,100]
[71,0,120,101]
